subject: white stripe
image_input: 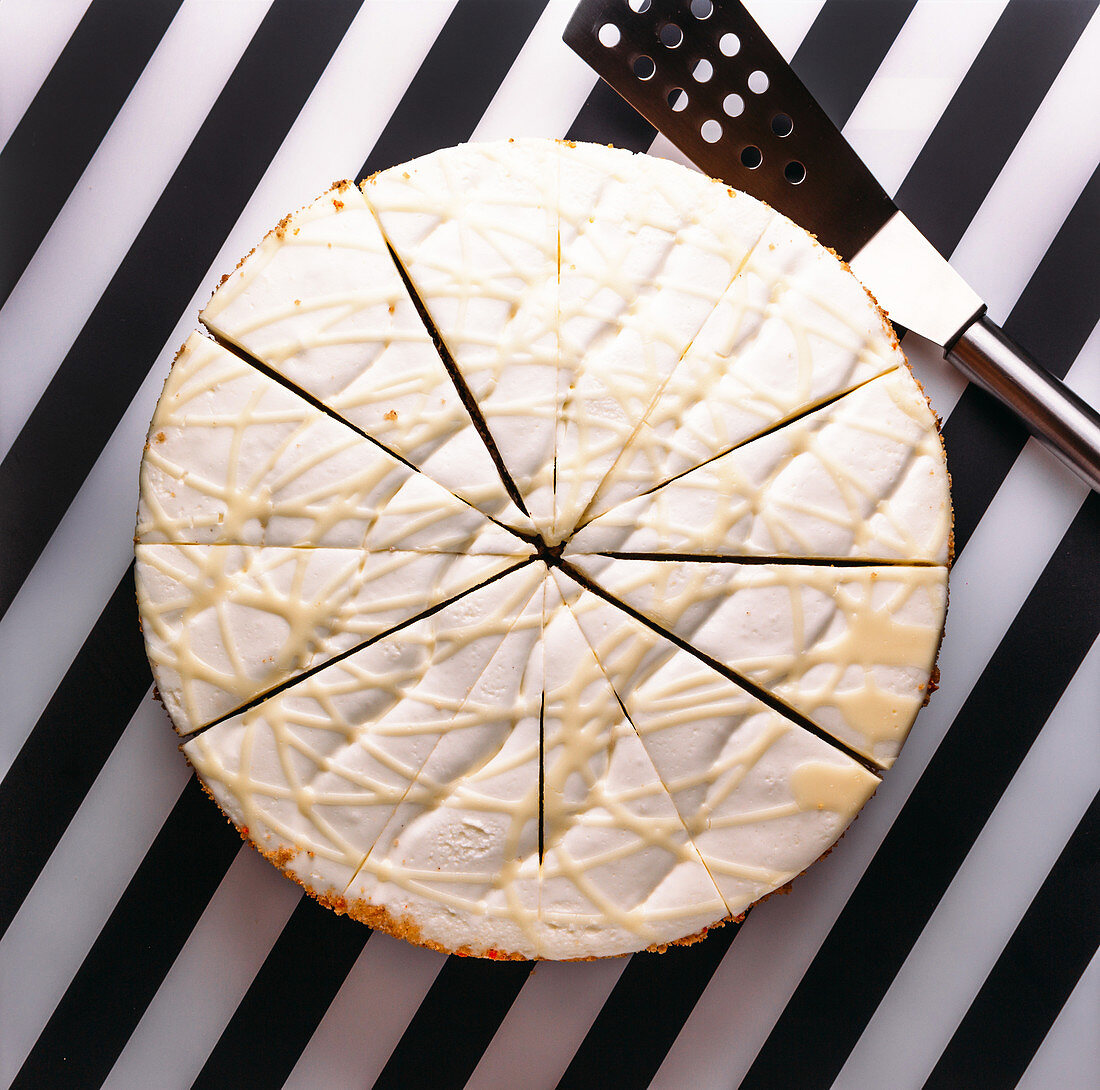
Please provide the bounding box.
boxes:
[471,0,598,141]
[0,0,274,461]
[649,425,1090,1090]
[949,6,1100,324]
[282,934,446,1089]
[102,847,300,1090]
[0,0,456,784]
[844,0,1009,196]
[1017,949,1100,1090]
[465,959,628,1090]
[0,0,94,149]
[742,0,827,61]
[833,637,1100,1090]
[0,694,187,1086]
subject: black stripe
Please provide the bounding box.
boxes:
[0,0,183,307]
[373,956,535,1090]
[789,0,917,129]
[557,922,741,1090]
[193,897,371,1089]
[360,0,550,178]
[740,493,1100,1089]
[894,0,1098,257]
[0,564,148,942]
[943,166,1100,553]
[564,77,657,152]
[11,777,242,1089]
[0,0,364,623]
[925,790,1100,1090]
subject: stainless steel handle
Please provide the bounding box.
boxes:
[946,314,1100,492]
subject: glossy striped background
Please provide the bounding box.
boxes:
[0,1,1096,1087]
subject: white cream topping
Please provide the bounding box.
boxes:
[552,146,776,541]
[344,576,546,958]
[551,570,879,913]
[137,544,526,734]
[364,140,562,536]
[569,369,951,564]
[145,139,951,958]
[539,578,729,958]
[567,558,947,767]
[199,183,532,534]
[183,564,546,905]
[138,332,527,553]
[584,214,907,519]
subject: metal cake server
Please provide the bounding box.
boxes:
[564,0,1100,491]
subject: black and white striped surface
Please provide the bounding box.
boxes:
[0,1,1096,1086]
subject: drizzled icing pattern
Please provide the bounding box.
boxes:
[344,577,546,958]
[200,183,532,534]
[569,558,947,767]
[183,566,547,901]
[136,544,525,734]
[137,332,525,553]
[139,139,951,958]
[569,369,952,564]
[552,146,776,541]
[364,139,563,537]
[539,579,729,957]
[585,214,907,520]
[550,570,880,915]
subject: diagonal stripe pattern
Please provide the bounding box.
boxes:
[1,1,1097,1087]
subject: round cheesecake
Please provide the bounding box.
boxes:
[135,139,951,960]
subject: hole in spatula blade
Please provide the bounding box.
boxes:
[723,93,744,117]
[771,112,793,137]
[633,54,655,80]
[659,22,683,48]
[747,68,769,94]
[597,22,620,48]
[741,145,762,169]
[784,160,806,184]
[668,87,688,112]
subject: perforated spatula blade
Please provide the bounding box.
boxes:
[564,0,1100,492]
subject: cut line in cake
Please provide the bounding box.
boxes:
[140,332,533,552]
[567,368,952,566]
[199,181,537,538]
[174,556,540,741]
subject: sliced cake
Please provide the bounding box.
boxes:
[568,368,951,564]
[137,544,527,734]
[199,183,532,533]
[565,558,946,768]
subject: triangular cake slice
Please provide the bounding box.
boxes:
[552,570,880,915]
[567,558,947,768]
[568,369,951,564]
[537,576,729,958]
[552,145,775,540]
[199,184,531,533]
[363,140,561,536]
[137,545,530,734]
[342,576,546,959]
[584,214,906,520]
[182,564,545,905]
[138,332,527,553]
